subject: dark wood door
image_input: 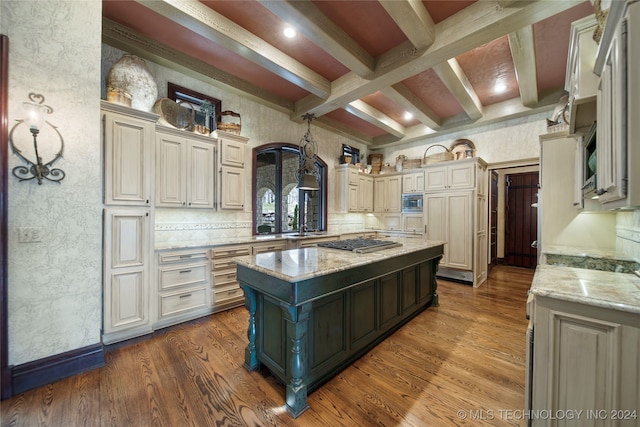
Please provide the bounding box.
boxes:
[505,172,538,269]
[489,170,498,269]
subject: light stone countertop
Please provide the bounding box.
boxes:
[154,232,341,251]
[233,238,445,282]
[530,264,640,314]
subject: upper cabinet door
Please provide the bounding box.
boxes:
[103,111,154,206]
[219,137,245,168]
[156,132,187,207]
[188,140,215,208]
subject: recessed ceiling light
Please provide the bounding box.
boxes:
[283,26,296,39]
[403,111,413,121]
[494,82,507,93]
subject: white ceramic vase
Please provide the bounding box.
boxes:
[106,54,158,111]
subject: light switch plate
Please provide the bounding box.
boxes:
[18,227,43,243]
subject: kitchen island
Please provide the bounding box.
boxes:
[234,238,444,417]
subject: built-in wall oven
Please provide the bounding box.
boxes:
[401,193,423,212]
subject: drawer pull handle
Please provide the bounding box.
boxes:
[179,269,192,274]
[179,293,192,299]
[179,255,192,258]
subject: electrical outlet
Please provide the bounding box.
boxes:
[18,227,43,243]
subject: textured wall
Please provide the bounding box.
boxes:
[102,44,372,240]
[2,1,103,365]
[617,211,640,263]
[379,112,548,166]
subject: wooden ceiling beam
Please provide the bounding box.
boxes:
[102,18,293,113]
[432,58,484,121]
[380,85,442,130]
[135,0,331,98]
[345,100,406,139]
[378,0,436,49]
[509,25,539,107]
[293,0,582,121]
[258,0,375,77]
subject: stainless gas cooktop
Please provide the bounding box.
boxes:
[316,238,402,254]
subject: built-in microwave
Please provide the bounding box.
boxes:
[401,193,423,212]
[582,121,597,197]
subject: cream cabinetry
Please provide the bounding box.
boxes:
[336,164,364,212]
[424,158,487,287]
[531,295,640,427]
[103,208,152,344]
[565,15,599,135]
[155,127,215,209]
[101,102,157,345]
[594,1,640,208]
[357,175,374,212]
[373,175,402,213]
[155,248,211,328]
[210,244,251,311]
[424,161,475,192]
[252,240,287,254]
[425,192,473,270]
[402,213,423,233]
[102,102,155,206]
[217,131,248,210]
[402,171,425,193]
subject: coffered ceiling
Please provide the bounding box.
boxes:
[102,0,594,148]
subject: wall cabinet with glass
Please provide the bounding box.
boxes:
[217,130,248,210]
[155,127,215,209]
[594,0,640,208]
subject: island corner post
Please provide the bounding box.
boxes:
[236,243,444,417]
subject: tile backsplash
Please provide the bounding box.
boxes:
[617,210,640,264]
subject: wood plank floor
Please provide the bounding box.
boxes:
[1,265,534,427]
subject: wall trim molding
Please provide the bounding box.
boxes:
[10,344,105,396]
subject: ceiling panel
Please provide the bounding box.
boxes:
[456,36,520,106]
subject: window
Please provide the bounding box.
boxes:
[167,83,221,132]
[253,144,327,235]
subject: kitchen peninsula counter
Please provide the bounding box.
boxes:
[234,239,444,417]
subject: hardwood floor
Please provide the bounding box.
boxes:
[1,265,534,427]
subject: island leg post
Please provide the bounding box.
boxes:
[242,285,259,371]
[282,302,311,417]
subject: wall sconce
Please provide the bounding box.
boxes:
[9,93,65,185]
[297,113,319,191]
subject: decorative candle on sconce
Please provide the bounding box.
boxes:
[9,93,65,185]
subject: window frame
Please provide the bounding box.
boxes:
[252,143,327,235]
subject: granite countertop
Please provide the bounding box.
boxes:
[530,264,640,314]
[233,238,445,282]
[154,232,341,251]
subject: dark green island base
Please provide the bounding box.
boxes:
[235,242,444,417]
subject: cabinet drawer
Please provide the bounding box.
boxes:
[159,287,208,318]
[212,258,237,270]
[212,269,237,287]
[211,245,251,258]
[159,249,208,264]
[252,241,287,254]
[214,286,244,304]
[159,263,208,290]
